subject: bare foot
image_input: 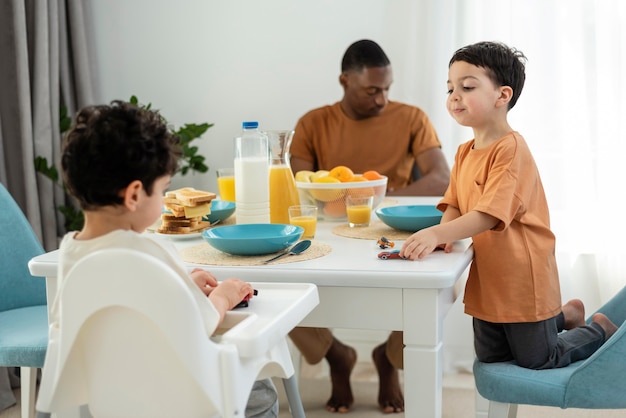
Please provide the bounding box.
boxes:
[372,343,404,413]
[325,338,357,413]
[592,313,618,341]
[563,299,586,329]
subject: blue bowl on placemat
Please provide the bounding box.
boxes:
[375,205,442,232]
[202,200,236,224]
[201,224,303,256]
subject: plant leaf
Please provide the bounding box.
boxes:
[34,156,59,183]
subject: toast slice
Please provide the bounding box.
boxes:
[174,188,216,206]
[157,220,211,234]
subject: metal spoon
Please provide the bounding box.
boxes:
[263,240,312,264]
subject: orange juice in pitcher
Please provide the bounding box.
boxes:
[267,130,300,224]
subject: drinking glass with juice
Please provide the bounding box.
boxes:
[346,195,373,227]
[288,205,317,239]
[217,168,236,202]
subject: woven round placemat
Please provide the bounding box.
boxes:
[179,240,332,266]
[331,220,413,240]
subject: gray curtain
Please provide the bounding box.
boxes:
[0,0,95,410]
[0,0,95,251]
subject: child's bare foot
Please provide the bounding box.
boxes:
[563,299,586,329]
[592,313,618,341]
[325,338,357,413]
[372,343,404,413]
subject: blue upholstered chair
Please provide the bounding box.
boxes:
[0,184,48,418]
[474,285,626,417]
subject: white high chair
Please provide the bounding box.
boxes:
[35,249,318,417]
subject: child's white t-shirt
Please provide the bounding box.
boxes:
[50,230,220,336]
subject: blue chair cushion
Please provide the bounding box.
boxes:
[0,305,48,367]
[473,359,583,408]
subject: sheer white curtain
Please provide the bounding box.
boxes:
[390,0,626,312]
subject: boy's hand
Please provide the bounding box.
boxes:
[190,268,219,296]
[400,228,449,260]
[209,278,254,311]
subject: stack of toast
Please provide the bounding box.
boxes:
[157,187,217,234]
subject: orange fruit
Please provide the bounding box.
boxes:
[311,176,341,184]
[323,199,347,218]
[310,176,345,202]
[362,170,384,181]
[349,175,367,182]
[329,165,355,182]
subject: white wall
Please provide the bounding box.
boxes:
[88,0,475,373]
[88,0,462,190]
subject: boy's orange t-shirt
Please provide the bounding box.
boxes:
[290,101,442,191]
[438,132,562,323]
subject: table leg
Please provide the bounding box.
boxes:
[403,287,456,418]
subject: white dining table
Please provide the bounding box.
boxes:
[28,196,473,418]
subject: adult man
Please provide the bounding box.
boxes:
[289,40,450,413]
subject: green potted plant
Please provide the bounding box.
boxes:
[34,95,213,231]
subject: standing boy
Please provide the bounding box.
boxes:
[400,41,617,369]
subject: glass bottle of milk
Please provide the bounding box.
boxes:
[234,121,270,224]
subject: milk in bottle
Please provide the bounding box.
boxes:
[234,121,270,224]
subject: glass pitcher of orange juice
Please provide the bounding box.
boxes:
[267,130,300,224]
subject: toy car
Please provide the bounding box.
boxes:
[378,250,405,260]
[377,236,395,249]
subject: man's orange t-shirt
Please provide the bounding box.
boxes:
[438,132,562,323]
[290,101,441,191]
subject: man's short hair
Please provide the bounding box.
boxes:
[341,39,391,73]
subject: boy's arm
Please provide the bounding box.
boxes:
[400,208,498,260]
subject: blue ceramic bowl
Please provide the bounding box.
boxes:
[201,224,304,256]
[375,205,442,232]
[202,200,236,224]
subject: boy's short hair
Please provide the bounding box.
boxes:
[449,41,527,110]
[61,100,182,211]
[341,39,391,73]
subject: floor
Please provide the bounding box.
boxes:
[274,362,626,417]
[2,363,625,417]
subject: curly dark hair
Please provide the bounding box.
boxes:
[449,41,527,110]
[341,39,391,73]
[61,100,182,210]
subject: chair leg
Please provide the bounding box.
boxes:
[475,389,489,418]
[287,338,302,384]
[282,376,305,418]
[488,400,518,418]
[20,367,37,418]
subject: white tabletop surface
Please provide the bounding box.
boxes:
[29,197,473,290]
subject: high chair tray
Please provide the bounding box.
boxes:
[212,282,319,357]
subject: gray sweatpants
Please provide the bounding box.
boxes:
[246,378,279,418]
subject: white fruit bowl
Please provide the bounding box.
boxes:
[296,176,388,221]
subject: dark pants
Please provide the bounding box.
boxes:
[473,313,605,369]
